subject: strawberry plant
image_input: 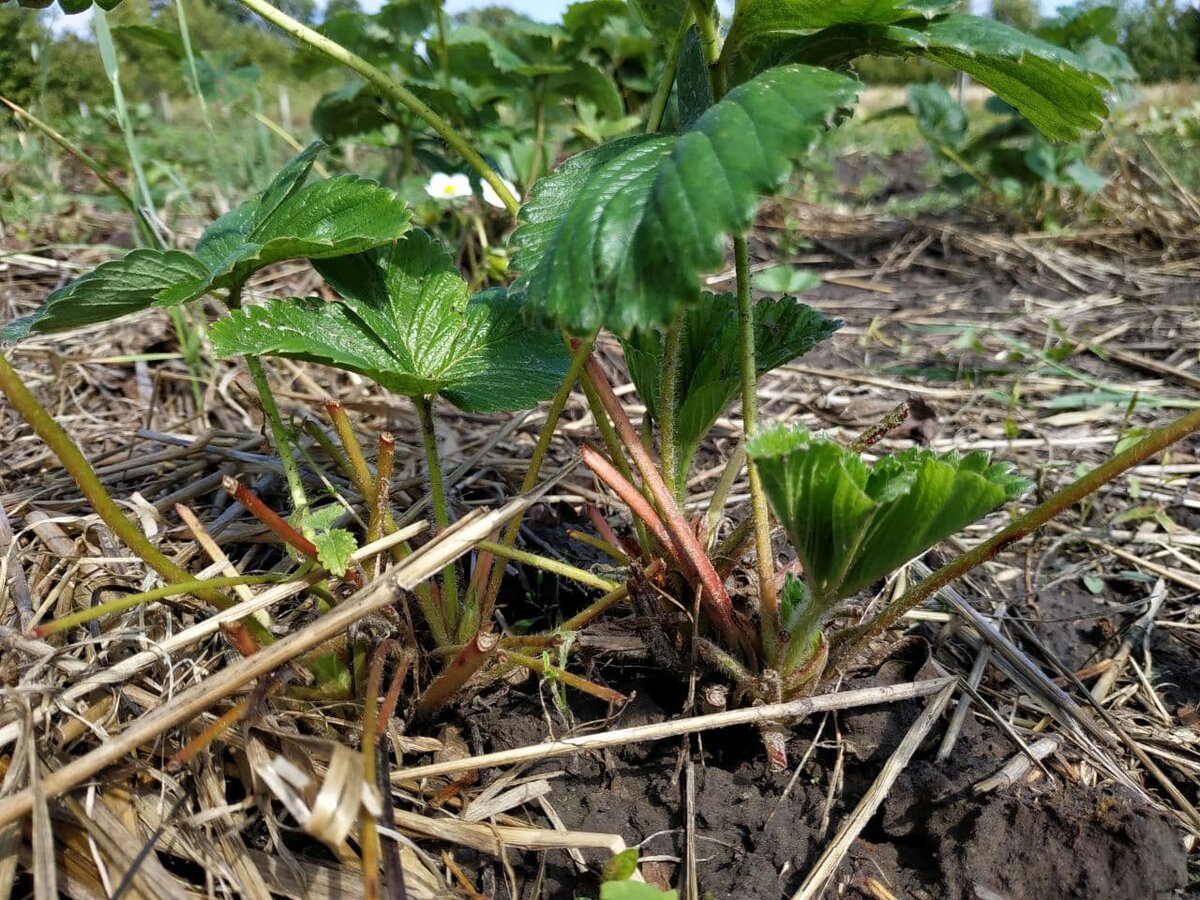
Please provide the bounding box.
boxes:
[4,0,1200,752]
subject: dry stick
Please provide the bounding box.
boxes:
[1091,578,1166,704]
[0,352,271,649]
[392,679,951,783]
[0,498,532,829]
[831,405,1200,669]
[789,683,956,900]
[0,499,34,631]
[361,649,386,900]
[1010,618,1200,831]
[0,524,426,753]
[415,629,500,715]
[937,600,1007,762]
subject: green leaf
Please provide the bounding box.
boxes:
[676,25,715,130]
[906,82,968,147]
[511,64,861,336]
[752,265,822,294]
[628,0,689,43]
[1,250,209,344]
[731,13,1107,142]
[313,529,357,577]
[312,81,391,142]
[727,0,956,47]
[600,883,679,900]
[163,172,412,305]
[622,294,839,484]
[211,230,569,413]
[747,424,1030,604]
[112,24,185,58]
[547,61,625,121]
[601,848,641,883]
[881,16,1109,140]
[563,0,627,37]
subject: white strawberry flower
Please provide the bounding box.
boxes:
[481,175,519,209]
[424,172,472,201]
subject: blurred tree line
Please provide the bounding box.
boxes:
[0,0,340,115]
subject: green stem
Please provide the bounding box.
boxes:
[528,86,546,188]
[232,0,519,217]
[659,310,685,501]
[476,541,619,593]
[174,0,214,139]
[0,353,271,645]
[477,333,598,624]
[415,395,460,636]
[434,0,449,86]
[645,11,694,135]
[734,235,779,664]
[245,355,308,515]
[689,0,720,66]
[829,406,1200,673]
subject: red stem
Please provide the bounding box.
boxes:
[415,628,500,714]
[582,358,743,645]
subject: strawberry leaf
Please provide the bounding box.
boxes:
[747,424,1030,604]
[210,230,569,413]
[510,64,861,336]
[622,294,838,485]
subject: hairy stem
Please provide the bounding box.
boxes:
[244,354,308,516]
[232,0,519,216]
[830,406,1200,672]
[528,86,546,188]
[659,310,685,501]
[476,540,619,593]
[645,11,694,135]
[415,395,460,637]
[734,236,780,663]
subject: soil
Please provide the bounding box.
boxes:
[438,639,1190,899]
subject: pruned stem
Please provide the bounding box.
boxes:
[829,406,1200,672]
[504,651,627,705]
[416,629,500,714]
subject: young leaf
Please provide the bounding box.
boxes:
[312,529,357,577]
[747,424,1030,604]
[752,265,822,294]
[623,294,839,484]
[1,250,209,344]
[510,64,861,336]
[210,230,569,413]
